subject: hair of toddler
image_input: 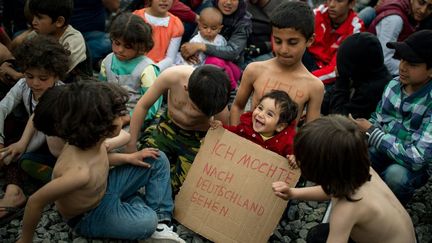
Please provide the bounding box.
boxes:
[200,7,224,25]
[259,90,298,125]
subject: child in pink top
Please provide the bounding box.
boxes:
[133,0,184,72]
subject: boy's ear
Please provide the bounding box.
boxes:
[276,123,288,133]
[217,25,224,33]
[55,16,66,28]
[306,33,315,48]
[184,85,188,91]
[427,67,432,78]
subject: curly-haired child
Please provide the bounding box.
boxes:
[17,81,184,242]
[0,35,69,224]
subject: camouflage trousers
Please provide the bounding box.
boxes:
[139,111,206,194]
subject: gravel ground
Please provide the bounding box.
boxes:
[0,177,431,243]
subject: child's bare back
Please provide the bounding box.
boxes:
[231,58,324,125]
[53,143,109,219]
[330,169,415,243]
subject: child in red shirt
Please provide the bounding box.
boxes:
[214,90,298,157]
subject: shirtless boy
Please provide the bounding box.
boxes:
[272,115,416,243]
[125,65,231,193]
[230,1,324,125]
[18,82,184,242]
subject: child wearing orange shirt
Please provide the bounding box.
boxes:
[133,0,184,72]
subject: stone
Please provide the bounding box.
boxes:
[72,238,88,243]
[299,229,308,239]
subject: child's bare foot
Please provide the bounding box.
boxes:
[0,184,26,218]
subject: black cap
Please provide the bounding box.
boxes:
[386,30,432,66]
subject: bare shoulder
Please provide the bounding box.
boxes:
[303,72,324,90]
[159,65,195,86]
[244,60,269,71]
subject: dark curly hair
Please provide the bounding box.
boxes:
[29,0,73,26]
[14,35,70,80]
[294,115,371,201]
[259,90,298,125]
[270,1,314,40]
[109,12,154,54]
[33,81,129,150]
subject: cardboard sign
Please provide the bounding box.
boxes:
[174,127,301,243]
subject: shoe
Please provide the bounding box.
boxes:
[146,223,186,243]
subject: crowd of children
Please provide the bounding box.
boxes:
[0,0,431,242]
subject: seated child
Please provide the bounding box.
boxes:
[0,35,68,160]
[304,0,364,86]
[133,0,184,72]
[17,81,184,242]
[99,12,162,123]
[351,30,432,205]
[214,90,298,157]
[125,65,231,194]
[230,1,324,126]
[0,35,69,222]
[321,32,391,119]
[176,7,227,67]
[181,0,252,91]
[27,0,92,81]
[272,115,416,243]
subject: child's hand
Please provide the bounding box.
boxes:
[0,141,26,165]
[272,181,294,200]
[348,113,372,132]
[209,120,223,130]
[126,148,160,168]
[181,43,203,59]
[0,62,22,85]
[186,54,199,65]
[286,154,298,169]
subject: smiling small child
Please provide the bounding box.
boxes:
[214,90,298,157]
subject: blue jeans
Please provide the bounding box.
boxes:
[369,148,429,205]
[73,152,173,240]
[83,31,112,66]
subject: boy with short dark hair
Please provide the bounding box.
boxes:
[231,1,324,126]
[351,30,432,205]
[125,65,231,194]
[273,115,416,243]
[304,0,365,85]
[28,0,91,80]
